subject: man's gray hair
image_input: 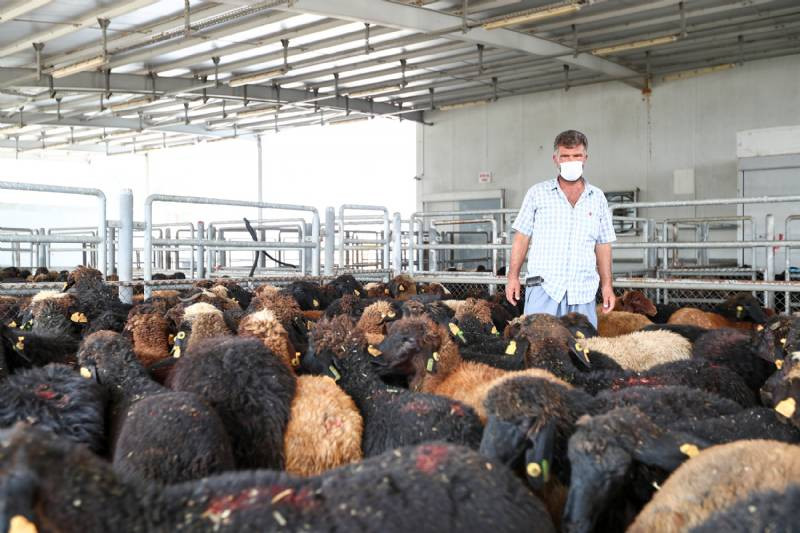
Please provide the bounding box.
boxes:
[553,130,588,152]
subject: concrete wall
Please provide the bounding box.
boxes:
[417,54,800,219]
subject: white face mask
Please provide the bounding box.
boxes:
[559,160,584,181]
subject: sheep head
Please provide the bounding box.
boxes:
[617,291,657,317]
[716,293,767,324]
[238,310,297,370]
[77,330,146,387]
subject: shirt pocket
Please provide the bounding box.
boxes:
[582,205,602,242]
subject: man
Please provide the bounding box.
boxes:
[505,130,616,327]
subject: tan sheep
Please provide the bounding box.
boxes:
[629,440,800,533]
[596,310,653,337]
[577,330,691,372]
[284,375,364,476]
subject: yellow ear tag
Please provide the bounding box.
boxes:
[776,398,797,418]
[9,515,38,533]
[63,282,68,290]
[398,285,405,292]
[15,336,24,351]
[426,357,436,373]
[80,367,93,379]
[291,352,301,368]
[680,443,700,458]
[70,312,88,324]
[505,341,517,355]
[526,462,542,478]
[756,324,764,332]
[776,359,784,370]
[575,331,585,339]
[168,334,175,346]
[781,338,787,346]
[384,288,390,295]
[176,331,186,340]
[574,342,582,352]
[354,289,360,296]
[328,365,341,382]
[387,310,396,318]
[736,305,744,318]
[171,346,181,359]
[432,351,440,361]
[8,321,16,328]
[312,299,319,308]
[491,326,499,336]
[368,345,382,357]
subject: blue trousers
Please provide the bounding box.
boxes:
[524,285,598,328]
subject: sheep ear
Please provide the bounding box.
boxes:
[631,431,709,472]
[479,415,530,467]
[569,340,591,368]
[524,419,557,490]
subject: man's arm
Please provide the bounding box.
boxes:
[506,232,530,305]
[596,242,615,313]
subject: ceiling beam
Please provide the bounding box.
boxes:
[276,0,644,88]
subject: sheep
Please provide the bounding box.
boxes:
[613,290,657,317]
[689,483,800,533]
[282,280,331,310]
[283,375,363,476]
[0,423,555,533]
[640,323,709,342]
[363,281,390,298]
[305,320,485,456]
[76,331,236,483]
[559,312,598,338]
[565,404,800,533]
[212,280,252,310]
[169,336,296,469]
[668,293,768,330]
[324,273,364,299]
[387,274,417,300]
[171,302,233,356]
[691,327,774,392]
[376,314,573,423]
[63,266,131,332]
[628,440,800,533]
[596,310,653,337]
[246,290,310,354]
[576,329,692,372]
[0,363,106,454]
[237,309,297,370]
[0,323,80,370]
[122,305,173,369]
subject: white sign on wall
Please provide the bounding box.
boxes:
[737,125,800,158]
[478,171,493,184]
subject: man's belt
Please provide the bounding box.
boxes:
[525,276,543,287]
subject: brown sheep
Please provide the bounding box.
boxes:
[362,282,390,298]
[613,290,657,317]
[284,375,364,476]
[454,297,493,327]
[597,310,653,337]
[356,300,398,346]
[629,440,800,533]
[377,315,570,423]
[123,310,172,368]
[238,309,297,369]
[388,274,417,300]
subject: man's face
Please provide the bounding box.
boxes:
[553,144,587,169]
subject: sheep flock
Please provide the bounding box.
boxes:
[1,265,799,532]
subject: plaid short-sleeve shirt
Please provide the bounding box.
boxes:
[511,177,616,305]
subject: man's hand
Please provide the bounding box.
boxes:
[601,284,615,314]
[506,277,522,306]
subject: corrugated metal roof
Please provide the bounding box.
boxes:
[0,0,797,153]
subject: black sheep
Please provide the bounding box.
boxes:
[652,302,680,324]
[559,312,598,338]
[641,323,709,343]
[324,273,364,299]
[169,336,296,469]
[306,339,484,457]
[0,423,555,533]
[692,327,774,391]
[0,323,80,370]
[64,266,132,334]
[0,363,106,453]
[282,280,329,310]
[76,331,236,482]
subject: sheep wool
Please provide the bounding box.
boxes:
[578,330,691,372]
[596,310,653,337]
[629,440,800,533]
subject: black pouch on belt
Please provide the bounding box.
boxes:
[525,276,543,287]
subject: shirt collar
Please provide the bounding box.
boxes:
[549,177,594,194]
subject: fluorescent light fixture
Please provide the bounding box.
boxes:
[483,3,580,30]
[328,116,369,127]
[438,99,490,111]
[662,63,736,82]
[236,105,278,119]
[592,34,679,56]
[51,55,107,79]
[110,96,156,113]
[228,68,287,88]
[346,84,401,99]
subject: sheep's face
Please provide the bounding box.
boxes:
[388,275,417,300]
[77,331,144,386]
[618,291,657,317]
[64,266,104,292]
[753,316,800,365]
[559,312,598,339]
[376,318,441,376]
[717,293,767,324]
[764,363,800,429]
